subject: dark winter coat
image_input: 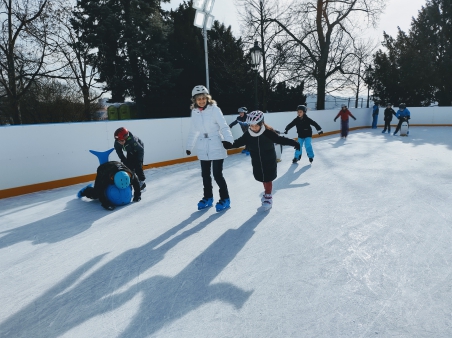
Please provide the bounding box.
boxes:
[114,132,144,163]
[94,161,141,206]
[384,107,396,121]
[284,114,322,139]
[230,127,298,182]
[229,113,248,133]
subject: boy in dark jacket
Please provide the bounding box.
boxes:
[223,110,300,210]
[229,107,249,154]
[78,161,141,210]
[284,105,323,164]
[114,127,146,190]
[382,103,396,133]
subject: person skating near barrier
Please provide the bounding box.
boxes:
[77,161,141,211]
[223,111,300,210]
[284,104,323,164]
[229,107,250,155]
[382,103,396,133]
[186,85,234,212]
[372,103,379,129]
[334,104,357,139]
[393,103,411,136]
[114,127,146,190]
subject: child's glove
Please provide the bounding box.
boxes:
[294,143,301,150]
[222,141,233,149]
[284,130,288,134]
[133,193,141,202]
[318,130,324,135]
[334,118,337,122]
[353,117,357,120]
[186,150,191,156]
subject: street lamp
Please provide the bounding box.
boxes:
[249,40,263,110]
[364,65,373,108]
[193,0,215,91]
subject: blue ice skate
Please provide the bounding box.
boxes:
[245,150,250,155]
[77,184,92,198]
[215,198,230,212]
[198,197,213,210]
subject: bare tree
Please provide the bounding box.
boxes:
[236,0,291,111]
[0,0,64,124]
[266,0,386,110]
[51,2,106,121]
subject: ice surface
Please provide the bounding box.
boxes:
[1,127,452,337]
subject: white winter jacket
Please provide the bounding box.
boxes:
[186,104,234,160]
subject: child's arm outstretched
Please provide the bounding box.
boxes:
[283,118,297,134]
[265,130,300,150]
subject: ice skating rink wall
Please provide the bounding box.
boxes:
[1,106,451,198]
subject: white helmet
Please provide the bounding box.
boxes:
[341,104,347,108]
[246,110,264,125]
[192,85,209,97]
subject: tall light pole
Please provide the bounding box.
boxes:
[249,40,263,110]
[193,0,215,91]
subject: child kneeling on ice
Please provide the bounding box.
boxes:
[223,111,300,209]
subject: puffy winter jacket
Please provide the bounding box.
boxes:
[114,132,144,162]
[186,104,234,160]
[230,126,298,182]
[284,114,322,138]
[384,107,396,121]
[396,108,411,120]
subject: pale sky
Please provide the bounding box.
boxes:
[163,0,428,42]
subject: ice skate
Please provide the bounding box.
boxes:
[261,194,272,210]
[215,198,230,212]
[198,197,213,210]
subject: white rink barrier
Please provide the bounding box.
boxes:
[1,107,451,198]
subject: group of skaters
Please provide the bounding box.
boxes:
[78,84,411,212]
[375,103,411,135]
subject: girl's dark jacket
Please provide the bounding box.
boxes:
[384,107,396,121]
[94,161,141,206]
[228,127,298,182]
[284,115,322,139]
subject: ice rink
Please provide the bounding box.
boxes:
[1,127,452,337]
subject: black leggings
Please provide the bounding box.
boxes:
[200,159,229,200]
[383,120,391,131]
[127,154,146,181]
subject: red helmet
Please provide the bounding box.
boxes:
[114,127,129,141]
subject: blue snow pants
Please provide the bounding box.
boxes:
[372,114,378,129]
[294,137,314,159]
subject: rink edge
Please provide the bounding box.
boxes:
[2,125,451,199]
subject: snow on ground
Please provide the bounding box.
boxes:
[1,127,452,337]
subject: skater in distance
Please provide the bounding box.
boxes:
[382,103,396,134]
[393,103,411,136]
[334,104,357,139]
[223,110,300,210]
[185,85,234,212]
[229,107,250,155]
[284,104,323,164]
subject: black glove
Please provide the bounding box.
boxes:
[222,141,233,149]
[186,150,191,156]
[294,142,301,150]
[334,118,337,122]
[318,130,324,135]
[102,203,115,211]
[284,130,288,134]
[353,117,357,120]
[133,193,141,202]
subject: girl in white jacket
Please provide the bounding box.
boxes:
[186,85,234,212]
